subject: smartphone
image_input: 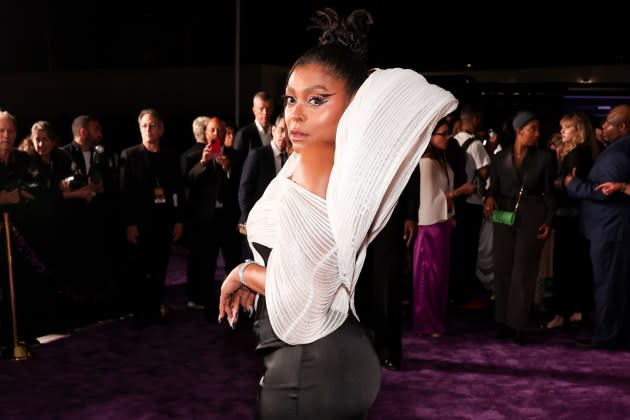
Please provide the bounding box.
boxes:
[210,139,221,157]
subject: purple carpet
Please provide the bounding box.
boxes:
[1,251,629,419]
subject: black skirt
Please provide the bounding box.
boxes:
[251,243,381,420]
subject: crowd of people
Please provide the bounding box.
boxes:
[1,6,630,419]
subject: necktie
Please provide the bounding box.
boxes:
[280,152,287,167]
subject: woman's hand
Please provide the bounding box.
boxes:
[483,196,496,218]
[445,191,454,211]
[564,167,576,188]
[218,264,254,328]
[402,220,417,248]
[19,189,35,201]
[445,182,476,210]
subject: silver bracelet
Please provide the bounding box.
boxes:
[238,259,256,287]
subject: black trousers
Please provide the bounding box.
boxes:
[185,220,216,306]
[493,197,546,329]
[449,202,484,304]
[551,215,593,317]
[355,203,406,364]
[590,239,630,347]
[256,316,381,420]
[127,221,172,322]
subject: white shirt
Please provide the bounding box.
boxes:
[454,132,491,205]
[255,120,272,147]
[418,158,454,225]
[82,150,92,175]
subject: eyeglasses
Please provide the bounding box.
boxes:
[432,131,449,137]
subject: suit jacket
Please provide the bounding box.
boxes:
[567,134,630,242]
[60,140,114,194]
[60,141,88,177]
[238,144,277,224]
[119,144,184,230]
[234,122,264,156]
[488,145,556,226]
[180,142,241,225]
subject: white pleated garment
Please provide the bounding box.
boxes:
[246,68,458,345]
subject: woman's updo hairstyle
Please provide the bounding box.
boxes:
[289,8,373,95]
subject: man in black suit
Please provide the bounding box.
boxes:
[238,113,288,226]
[119,109,184,328]
[181,116,241,317]
[566,104,630,349]
[233,91,274,157]
[179,116,210,310]
[60,115,113,319]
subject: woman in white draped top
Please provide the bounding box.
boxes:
[218,8,457,419]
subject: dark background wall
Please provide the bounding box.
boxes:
[2,0,629,154]
[2,64,289,154]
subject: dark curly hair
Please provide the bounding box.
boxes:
[288,8,373,96]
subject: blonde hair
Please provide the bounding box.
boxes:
[558,112,594,161]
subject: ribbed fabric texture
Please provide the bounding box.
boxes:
[246,68,457,345]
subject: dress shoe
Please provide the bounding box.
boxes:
[495,324,515,339]
[575,338,594,349]
[381,359,400,371]
[514,329,527,346]
[575,338,617,350]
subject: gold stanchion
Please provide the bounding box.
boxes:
[2,212,31,360]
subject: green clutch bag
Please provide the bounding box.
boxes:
[492,210,516,226]
[490,176,526,227]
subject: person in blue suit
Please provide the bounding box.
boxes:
[565,104,630,349]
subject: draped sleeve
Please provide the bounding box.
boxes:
[246,68,458,345]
